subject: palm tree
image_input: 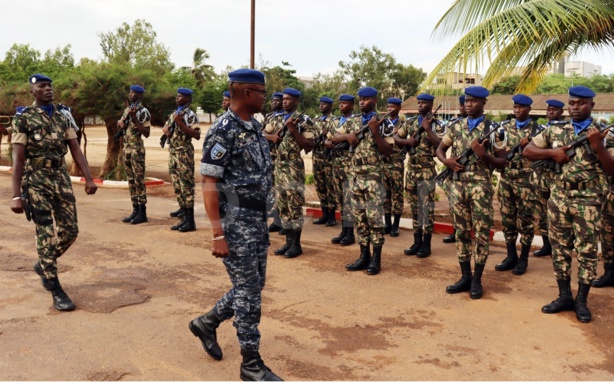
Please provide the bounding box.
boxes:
[181,48,215,86]
[422,0,614,93]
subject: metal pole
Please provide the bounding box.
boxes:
[250,0,255,69]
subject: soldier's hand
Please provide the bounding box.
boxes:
[444,157,465,173]
[117,120,125,129]
[587,127,607,151]
[347,132,359,147]
[273,131,282,144]
[552,145,572,165]
[520,136,530,148]
[407,132,419,147]
[422,116,433,130]
[10,198,24,214]
[368,116,382,135]
[162,125,171,136]
[85,180,98,195]
[286,116,298,132]
[211,238,229,258]
[324,139,334,149]
[471,138,487,159]
[173,113,184,125]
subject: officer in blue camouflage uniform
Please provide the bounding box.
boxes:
[533,99,566,257]
[117,85,151,224]
[162,88,201,232]
[263,92,284,233]
[382,97,405,237]
[10,74,97,311]
[311,96,337,226]
[335,87,395,276]
[189,69,282,381]
[524,85,610,323]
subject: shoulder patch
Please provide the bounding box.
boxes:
[211,142,228,159]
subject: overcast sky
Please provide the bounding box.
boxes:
[2,0,613,79]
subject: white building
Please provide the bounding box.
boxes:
[550,56,602,77]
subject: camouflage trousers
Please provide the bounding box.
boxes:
[443,177,454,219]
[449,175,494,264]
[214,206,269,353]
[333,155,354,227]
[351,172,386,247]
[601,190,614,264]
[383,158,404,216]
[406,164,436,234]
[274,158,305,231]
[27,168,79,279]
[124,146,147,204]
[548,195,601,284]
[533,170,553,236]
[498,172,535,246]
[169,149,195,208]
[313,154,336,210]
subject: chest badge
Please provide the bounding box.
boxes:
[34,133,42,141]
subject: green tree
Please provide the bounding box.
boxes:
[491,76,521,94]
[423,0,614,93]
[181,48,215,86]
[0,44,42,83]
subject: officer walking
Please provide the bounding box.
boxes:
[189,68,282,381]
[10,74,97,311]
[382,97,405,237]
[311,96,337,226]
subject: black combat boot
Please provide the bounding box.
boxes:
[122,203,138,223]
[512,244,530,275]
[284,230,303,258]
[446,261,472,294]
[279,228,287,235]
[346,245,371,271]
[404,229,423,256]
[542,279,574,314]
[384,214,392,235]
[268,208,282,232]
[390,214,401,237]
[130,204,148,224]
[47,279,75,311]
[171,211,188,230]
[189,309,224,360]
[313,205,328,225]
[339,227,355,246]
[331,221,347,244]
[443,229,456,243]
[33,262,55,291]
[534,235,552,257]
[592,263,614,288]
[239,350,283,381]
[470,263,485,299]
[178,207,196,232]
[574,283,592,323]
[417,234,432,258]
[170,207,186,218]
[495,242,518,271]
[366,246,382,275]
[326,207,337,227]
[274,230,293,255]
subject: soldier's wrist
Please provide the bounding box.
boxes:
[12,196,21,200]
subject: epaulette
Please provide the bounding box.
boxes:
[548,120,567,125]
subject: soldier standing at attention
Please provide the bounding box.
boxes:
[382,97,405,237]
[436,86,507,299]
[312,96,337,226]
[263,92,284,233]
[533,99,566,257]
[10,74,97,311]
[117,85,151,225]
[339,87,395,275]
[524,86,610,323]
[395,93,441,258]
[190,68,282,381]
[222,91,231,112]
[327,94,358,246]
[163,88,201,232]
[263,88,315,258]
[494,94,538,276]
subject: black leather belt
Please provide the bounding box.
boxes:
[27,157,64,169]
[219,192,267,213]
[555,179,599,191]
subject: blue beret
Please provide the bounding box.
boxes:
[283,88,302,97]
[15,106,26,114]
[512,94,533,106]
[357,87,378,98]
[546,99,564,108]
[223,91,231,98]
[465,86,489,99]
[569,86,595,98]
[320,96,334,104]
[177,87,193,95]
[271,92,283,99]
[387,97,402,105]
[228,68,266,85]
[339,94,355,102]
[459,95,465,104]
[29,74,52,84]
[416,93,434,101]
[130,85,145,93]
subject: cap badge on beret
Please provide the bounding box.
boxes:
[29,74,53,84]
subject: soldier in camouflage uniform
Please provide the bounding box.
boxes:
[335,87,395,276]
[436,86,507,299]
[327,94,358,246]
[311,96,337,226]
[117,85,151,225]
[263,92,284,233]
[190,69,281,381]
[10,74,97,311]
[395,93,442,258]
[382,97,405,237]
[263,88,316,258]
[494,94,540,276]
[162,88,201,232]
[533,99,566,257]
[524,86,610,323]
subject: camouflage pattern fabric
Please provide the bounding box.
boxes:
[120,101,151,205]
[601,189,614,264]
[382,118,405,216]
[200,109,273,353]
[329,116,358,225]
[167,109,200,209]
[533,170,553,236]
[312,114,336,210]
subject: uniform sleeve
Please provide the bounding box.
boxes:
[531,130,549,149]
[441,129,453,147]
[139,107,152,127]
[65,126,77,140]
[186,111,200,130]
[200,120,235,179]
[300,116,315,139]
[11,114,27,145]
[397,120,408,138]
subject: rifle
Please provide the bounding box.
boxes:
[160,104,191,148]
[114,103,136,141]
[333,110,394,152]
[21,172,32,222]
[505,123,544,161]
[435,120,503,186]
[276,111,305,146]
[530,122,614,174]
[400,104,443,156]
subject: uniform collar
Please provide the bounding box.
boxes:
[227,108,257,131]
